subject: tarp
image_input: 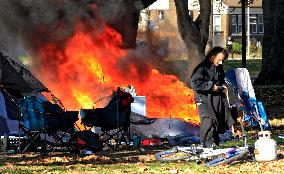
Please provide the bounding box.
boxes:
[130,118,199,138]
[0,89,20,135]
[0,52,48,135]
[0,52,48,93]
[225,68,270,129]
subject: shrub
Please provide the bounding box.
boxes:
[232,42,242,54]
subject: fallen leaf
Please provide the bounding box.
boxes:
[4,162,14,168]
[169,169,179,173]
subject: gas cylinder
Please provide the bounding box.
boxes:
[254,131,277,161]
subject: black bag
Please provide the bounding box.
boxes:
[77,130,102,152]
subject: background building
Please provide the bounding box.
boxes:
[137,0,263,59]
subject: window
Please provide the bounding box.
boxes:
[230,14,242,34]
[231,15,238,34]
[158,10,165,21]
[238,15,242,34]
[258,15,264,33]
[230,15,243,34]
[230,14,264,34]
[213,15,221,32]
[250,14,257,34]
[231,15,237,34]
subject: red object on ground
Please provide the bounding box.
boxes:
[142,139,162,146]
[77,137,87,147]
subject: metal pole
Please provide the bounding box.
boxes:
[241,0,246,68]
[147,7,150,31]
[211,0,214,47]
[247,5,250,59]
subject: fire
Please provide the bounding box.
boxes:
[35,22,199,124]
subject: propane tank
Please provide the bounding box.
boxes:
[254,131,277,161]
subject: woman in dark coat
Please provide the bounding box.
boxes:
[191,47,235,148]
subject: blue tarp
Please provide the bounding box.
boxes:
[18,96,78,132]
[225,68,270,130]
[18,96,46,131]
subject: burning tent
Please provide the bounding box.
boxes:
[0,52,48,135]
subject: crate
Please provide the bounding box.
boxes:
[0,135,8,152]
[0,135,28,154]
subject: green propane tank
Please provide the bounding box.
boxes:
[254,131,277,161]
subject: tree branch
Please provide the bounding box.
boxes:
[198,0,211,50]
[174,0,200,43]
[139,0,157,10]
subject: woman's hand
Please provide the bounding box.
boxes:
[212,84,228,92]
[212,84,219,92]
[220,85,228,92]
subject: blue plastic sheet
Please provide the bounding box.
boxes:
[225,69,271,130]
[18,96,45,131]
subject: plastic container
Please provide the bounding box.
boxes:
[142,139,162,147]
[254,131,277,161]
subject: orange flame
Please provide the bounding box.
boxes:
[35,23,199,124]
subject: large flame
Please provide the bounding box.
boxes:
[35,23,199,124]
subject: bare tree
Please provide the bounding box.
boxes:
[255,0,284,84]
[174,0,211,86]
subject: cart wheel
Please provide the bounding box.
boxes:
[155,148,190,162]
[205,148,248,167]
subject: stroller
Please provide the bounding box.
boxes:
[225,68,270,144]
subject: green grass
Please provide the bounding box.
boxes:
[0,156,209,174]
[223,59,262,78]
[0,163,209,174]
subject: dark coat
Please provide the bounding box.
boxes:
[191,59,234,133]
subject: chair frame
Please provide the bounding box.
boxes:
[80,91,132,151]
[18,96,79,154]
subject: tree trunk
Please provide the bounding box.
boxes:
[255,0,284,84]
[205,4,213,55]
[174,0,211,86]
[95,0,157,48]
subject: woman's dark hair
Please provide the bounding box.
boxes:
[205,46,229,60]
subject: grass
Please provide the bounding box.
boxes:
[0,151,209,173]
[1,129,284,174]
[223,59,262,78]
[0,161,209,174]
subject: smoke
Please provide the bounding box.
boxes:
[114,30,170,83]
[0,1,145,54]
[129,20,188,83]
[0,0,171,83]
[0,1,90,57]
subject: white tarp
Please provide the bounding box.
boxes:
[235,68,256,99]
[131,96,146,116]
